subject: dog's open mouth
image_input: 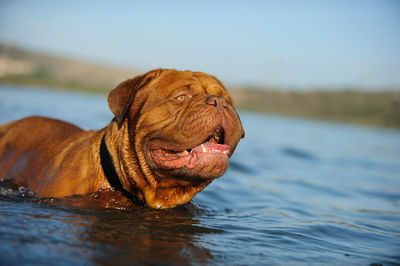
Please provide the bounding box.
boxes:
[149,127,231,171]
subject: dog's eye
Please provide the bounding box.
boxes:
[175,94,188,102]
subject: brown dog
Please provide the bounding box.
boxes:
[0,69,244,209]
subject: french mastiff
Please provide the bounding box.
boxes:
[0,69,244,209]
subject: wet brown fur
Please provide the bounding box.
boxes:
[0,69,244,209]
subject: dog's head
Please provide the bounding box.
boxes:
[107,69,244,208]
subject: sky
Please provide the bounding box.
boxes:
[0,0,399,90]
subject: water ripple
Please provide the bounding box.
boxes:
[0,86,399,265]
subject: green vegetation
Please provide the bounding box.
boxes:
[1,74,110,93]
[1,43,399,129]
[230,89,400,128]
[0,43,137,93]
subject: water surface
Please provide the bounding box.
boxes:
[0,84,399,265]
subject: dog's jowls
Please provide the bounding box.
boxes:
[0,69,244,209]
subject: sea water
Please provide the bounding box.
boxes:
[0,84,399,265]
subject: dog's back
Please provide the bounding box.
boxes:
[0,116,93,194]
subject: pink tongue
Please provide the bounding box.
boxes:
[191,142,230,153]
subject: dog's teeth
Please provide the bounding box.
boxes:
[201,144,206,153]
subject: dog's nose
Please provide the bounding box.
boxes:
[205,95,228,109]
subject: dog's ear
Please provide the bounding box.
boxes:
[108,69,163,127]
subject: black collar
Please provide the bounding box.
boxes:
[100,133,137,203]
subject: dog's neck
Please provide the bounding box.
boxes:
[100,132,140,204]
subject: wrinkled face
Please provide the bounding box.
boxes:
[113,69,244,208]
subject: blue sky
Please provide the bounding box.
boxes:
[0,0,399,90]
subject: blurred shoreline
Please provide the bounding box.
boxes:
[230,89,400,128]
[1,44,399,128]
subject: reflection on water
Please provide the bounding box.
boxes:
[0,185,216,265]
[85,206,216,265]
[0,84,399,265]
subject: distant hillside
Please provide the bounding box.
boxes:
[0,44,139,91]
[230,89,400,128]
[1,44,399,128]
